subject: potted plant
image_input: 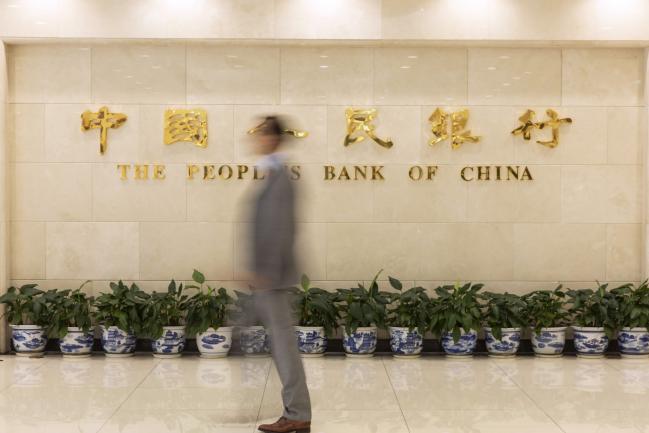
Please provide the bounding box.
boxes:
[49,281,95,357]
[186,269,235,358]
[480,291,526,357]
[430,282,483,357]
[94,281,148,357]
[567,283,619,358]
[522,286,569,357]
[0,284,54,357]
[385,277,431,358]
[336,270,390,357]
[142,279,191,358]
[612,281,649,357]
[292,274,339,357]
[234,290,270,356]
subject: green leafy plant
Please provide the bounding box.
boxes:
[611,281,649,330]
[430,282,483,343]
[186,269,234,336]
[479,291,526,340]
[385,276,432,333]
[49,281,94,338]
[292,274,339,336]
[141,279,192,340]
[94,281,148,334]
[522,286,569,333]
[336,270,390,334]
[0,284,56,327]
[567,283,620,337]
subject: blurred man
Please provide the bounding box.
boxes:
[250,116,311,433]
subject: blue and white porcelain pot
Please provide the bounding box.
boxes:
[618,327,649,358]
[152,326,186,358]
[573,326,609,358]
[240,326,270,356]
[101,325,137,357]
[531,326,566,357]
[343,326,377,357]
[59,326,94,357]
[389,327,423,358]
[484,327,521,357]
[441,328,478,356]
[11,325,47,357]
[295,326,327,357]
[197,326,233,358]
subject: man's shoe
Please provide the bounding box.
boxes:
[258,416,311,433]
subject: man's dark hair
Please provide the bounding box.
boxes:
[261,116,285,137]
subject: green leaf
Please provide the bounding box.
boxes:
[192,269,205,285]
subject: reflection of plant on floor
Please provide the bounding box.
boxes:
[335,270,390,334]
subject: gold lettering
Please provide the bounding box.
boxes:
[203,165,216,180]
[253,166,266,180]
[354,165,367,180]
[521,166,533,181]
[507,166,519,181]
[427,166,438,180]
[461,166,474,181]
[324,165,335,180]
[477,166,490,181]
[153,164,166,180]
[371,165,385,180]
[134,164,149,180]
[117,164,130,180]
[290,165,301,180]
[237,165,249,180]
[495,166,502,181]
[187,164,199,180]
[218,165,233,180]
[409,166,423,181]
[338,166,351,181]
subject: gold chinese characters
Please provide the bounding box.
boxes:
[164,109,208,148]
[247,120,309,138]
[428,108,480,149]
[344,108,393,149]
[511,109,572,148]
[81,106,127,155]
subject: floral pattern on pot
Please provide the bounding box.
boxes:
[343,327,377,355]
[11,325,47,354]
[101,326,136,355]
[389,327,423,356]
[59,327,94,356]
[618,328,649,356]
[152,326,186,356]
[240,326,270,355]
[485,327,521,356]
[197,327,233,358]
[441,329,478,356]
[573,327,609,356]
[295,327,327,355]
[531,327,566,356]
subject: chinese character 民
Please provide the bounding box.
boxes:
[80,106,127,155]
[344,108,393,149]
[247,121,308,138]
[164,109,208,148]
[428,108,480,149]
[511,109,572,148]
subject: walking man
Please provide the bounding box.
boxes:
[250,116,312,433]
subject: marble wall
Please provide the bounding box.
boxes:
[0,42,8,351]
[5,43,647,296]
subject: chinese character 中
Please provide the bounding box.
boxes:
[80,106,127,155]
[164,109,208,148]
[428,108,480,149]
[344,108,393,149]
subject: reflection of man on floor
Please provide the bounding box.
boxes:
[249,116,311,433]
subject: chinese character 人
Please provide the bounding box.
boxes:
[164,109,208,148]
[81,106,127,155]
[247,120,309,139]
[344,108,393,149]
[511,109,572,148]
[428,108,480,149]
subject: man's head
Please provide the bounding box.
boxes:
[254,116,285,155]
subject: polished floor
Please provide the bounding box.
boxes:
[1,354,649,433]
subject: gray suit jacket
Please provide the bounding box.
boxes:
[252,165,297,289]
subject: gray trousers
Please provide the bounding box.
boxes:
[253,289,312,422]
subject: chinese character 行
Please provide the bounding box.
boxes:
[511,108,572,148]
